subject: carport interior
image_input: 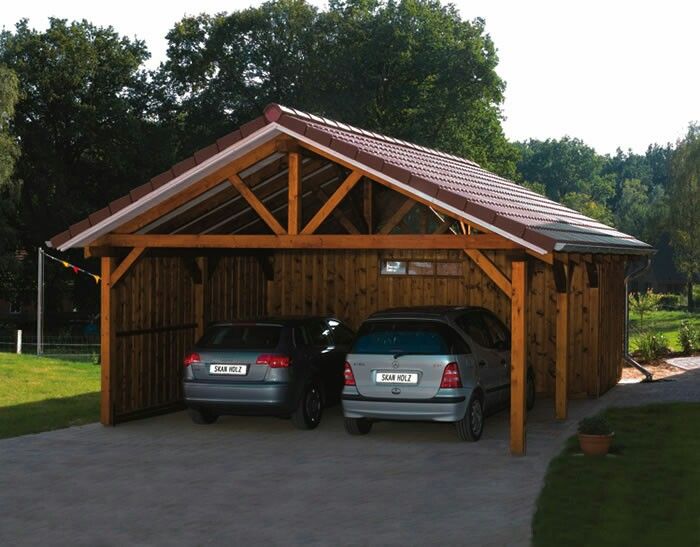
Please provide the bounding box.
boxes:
[48,106,652,454]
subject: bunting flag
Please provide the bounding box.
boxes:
[44,251,101,284]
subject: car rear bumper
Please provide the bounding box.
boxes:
[183,380,291,414]
[341,390,468,422]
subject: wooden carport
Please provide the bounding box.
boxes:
[48,104,653,455]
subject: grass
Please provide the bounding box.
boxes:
[532,404,700,547]
[629,308,700,353]
[0,353,100,439]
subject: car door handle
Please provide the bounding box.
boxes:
[478,360,487,368]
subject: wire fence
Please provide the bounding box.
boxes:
[0,334,100,362]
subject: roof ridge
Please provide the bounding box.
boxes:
[264,103,482,169]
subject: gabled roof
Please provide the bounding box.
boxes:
[49,103,653,255]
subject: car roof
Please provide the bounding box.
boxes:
[367,306,489,320]
[208,316,340,327]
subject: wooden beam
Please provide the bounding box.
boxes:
[433,217,453,234]
[229,174,286,235]
[510,260,527,456]
[363,179,373,234]
[527,250,554,265]
[194,257,207,340]
[111,247,146,287]
[316,188,361,234]
[555,290,569,420]
[585,261,599,288]
[98,233,520,250]
[301,171,362,234]
[116,139,280,234]
[100,257,115,426]
[379,198,416,234]
[288,151,301,234]
[464,249,512,296]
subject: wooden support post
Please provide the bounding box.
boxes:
[194,257,207,340]
[100,256,115,426]
[510,260,527,455]
[553,260,570,420]
[555,290,569,420]
[288,151,301,234]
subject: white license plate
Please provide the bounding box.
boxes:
[209,364,248,375]
[376,371,419,384]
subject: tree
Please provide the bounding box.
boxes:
[668,124,700,310]
[158,0,518,176]
[0,65,21,301]
[0,19,166,310]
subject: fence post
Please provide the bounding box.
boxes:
[16,329,22,354]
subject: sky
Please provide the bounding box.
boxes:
[1,0,698,155]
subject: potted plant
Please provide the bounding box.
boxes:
[577,415,614,456]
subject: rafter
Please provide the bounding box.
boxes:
[379,198,416,234]
[228,174,286,235]
[301,171,362,234]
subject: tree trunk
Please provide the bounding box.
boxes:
[688,279,695,311]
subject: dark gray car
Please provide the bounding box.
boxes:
[183,317,355,429]
[342,306,535,441]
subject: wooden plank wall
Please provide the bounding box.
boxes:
[597,259,626,393]
[112,256,196,421]
[205,255,267,323]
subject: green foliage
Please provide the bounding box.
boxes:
[577,415,613,436]
[158,0,518,177]
[634,330,669,361]
[678,320,699,354]
[560,191,615,225]
[628,289,662,327]
[668,125,700,299]
[657,293,683,310]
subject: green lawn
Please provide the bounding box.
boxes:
[532,404,700,547]
[630,308,700,353]
[0,353,100,439]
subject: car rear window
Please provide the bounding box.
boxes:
[351,320,467,355]
[197,325,282,350]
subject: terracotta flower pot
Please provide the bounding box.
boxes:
[578,433,614,456]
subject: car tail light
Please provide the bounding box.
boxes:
[183,352,201,367]
[440,362,462,389]
[256,354,290,368]
[344,362,356,386]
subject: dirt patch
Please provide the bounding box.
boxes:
[621,361,686,382]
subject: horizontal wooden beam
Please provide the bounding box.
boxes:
[96,233,519,250]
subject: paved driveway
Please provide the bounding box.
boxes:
[1,369,698,547]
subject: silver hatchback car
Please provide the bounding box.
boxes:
[342,306,535,441]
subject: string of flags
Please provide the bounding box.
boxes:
[43,251,101,284]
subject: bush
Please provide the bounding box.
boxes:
[657,293,683,310]
[678,320,700,354]
[578,415,613,435]
[635,331,670,361]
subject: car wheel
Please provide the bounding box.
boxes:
[526,369,536,411]
[344,417,372,435]
[456,394,484,442]
[188,407,217,425]
[292,383,323,430]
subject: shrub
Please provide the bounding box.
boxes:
[657,293,683,310]
[578,415,613,435]
[628,289,662,327]
[678,320,700,354]
[635,330,670,361]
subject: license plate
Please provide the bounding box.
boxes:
[209,364,248,375]
[376,371,419,384]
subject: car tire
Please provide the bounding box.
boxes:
[456,394,484,442]
[291,382,323,430]
[526,369,536,411]
[344,417,372,435]
[188,407,218,425]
